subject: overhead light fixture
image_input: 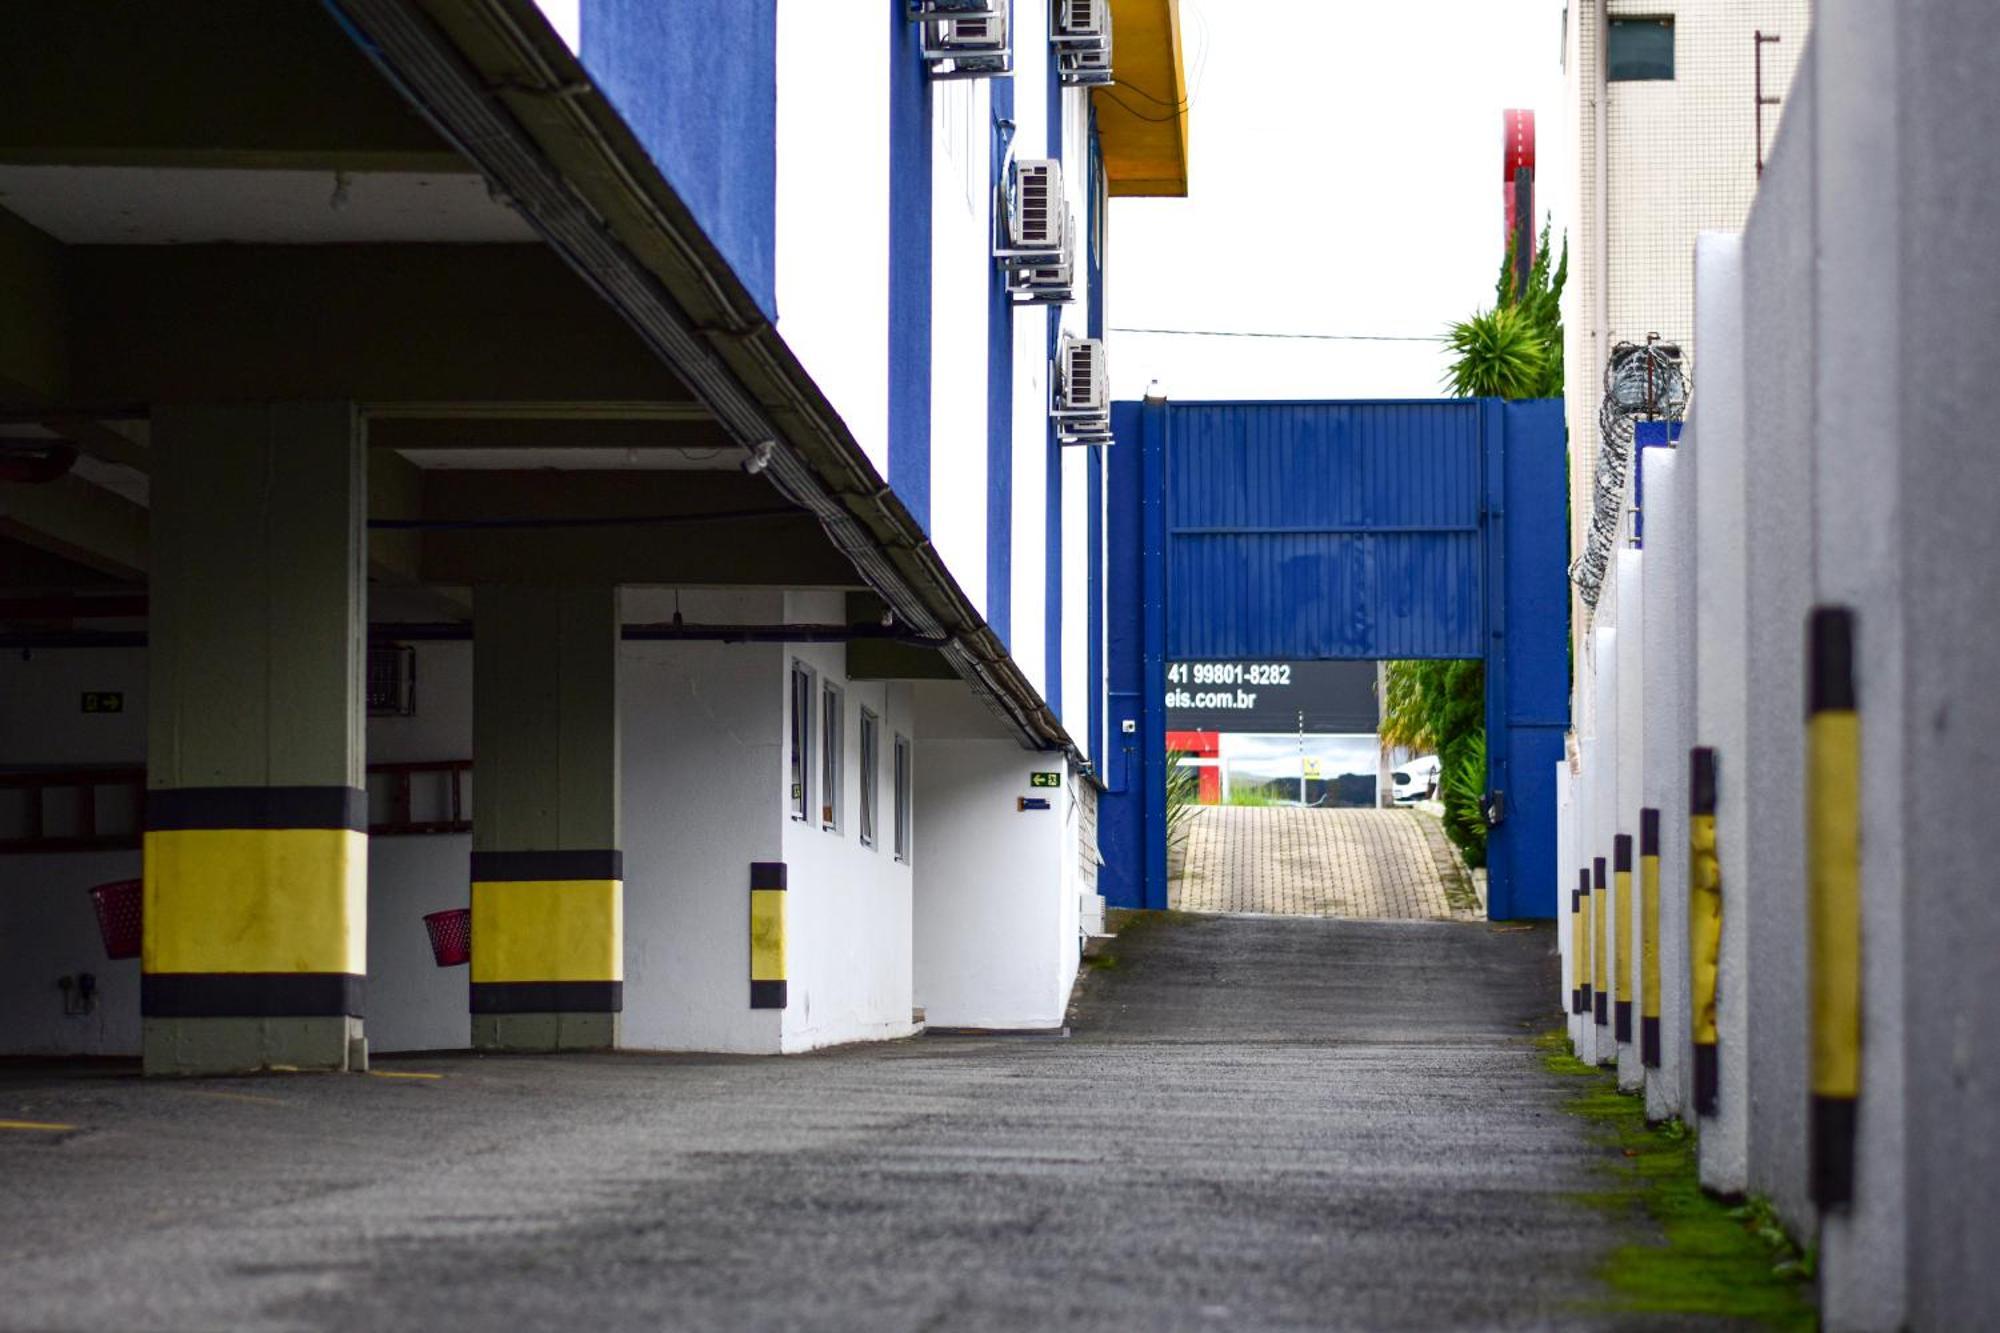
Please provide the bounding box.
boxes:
[742,439,777,475]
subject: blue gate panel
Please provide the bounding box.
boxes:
[1169,532,1482,659]
[1164,401,1487,660]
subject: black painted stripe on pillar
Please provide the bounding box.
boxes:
[470,849,624,882]
[143,973,363,1017]
[1641,807,1661,857]
[1642,1016,1662,1067]
[469,981,623,1013]
[1694,1043,1720,1117]
[146,786,367,832]
[1812,1095,1858,1208]
[750,980,788,1009]
[1616,1002,1633,1043]
[750,861,788,891]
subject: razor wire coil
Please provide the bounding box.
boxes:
[1571,340,1689,609]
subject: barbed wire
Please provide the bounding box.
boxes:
[1570,340,1689,609]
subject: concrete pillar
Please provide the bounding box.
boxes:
[1690,231,1749,1195]
[1812,2,1908,1325]
[1639,447,1689,1125]
[1614,550,1645,1094]
[1589,627,1618,1069]
[470,586,622,1052]
[143,403,367,1076]
[1742,70,1817,1234]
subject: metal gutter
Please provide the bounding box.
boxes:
[326,0,1075,760]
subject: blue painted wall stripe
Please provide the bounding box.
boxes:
[985,75,1015,645]
[1043,53,1064,716]
[580,0,777,318]
[887,8,933,529]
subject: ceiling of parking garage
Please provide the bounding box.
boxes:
[0,0,861,604]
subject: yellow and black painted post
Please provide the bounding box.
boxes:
[142,402,369,1076]
[1807,606,1860,1208]
[1640,806,1663,1067]
[1571,869,1588,1015]
[1614,833,1634,1045]
[750,861,788,1009]
[470,850,624,1033]
[143,788,367,1057]
[1689,746,1722,1116]
[1592,855,1609,1030]
[469,585,623,1052]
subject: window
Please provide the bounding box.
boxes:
[893,735,913,863]
[1607,18,1674,81]
[858,709,880,849]
[821,682,844,831]
[789,661,813,821]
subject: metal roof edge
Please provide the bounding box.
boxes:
[328,0,1075,761]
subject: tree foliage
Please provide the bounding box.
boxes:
[1386,218,1569,872]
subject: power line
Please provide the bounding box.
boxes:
[1110,326,1449,344]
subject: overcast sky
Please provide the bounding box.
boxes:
[1107,0,1570,401]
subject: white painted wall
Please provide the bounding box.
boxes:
[777,591,918,1053]
[911,680,1077,1030]
[929,73,992,615]
[776,0,892,476]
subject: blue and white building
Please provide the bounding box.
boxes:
[0,0,1188,1069]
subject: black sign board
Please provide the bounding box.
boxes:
[1164,660,1378,734]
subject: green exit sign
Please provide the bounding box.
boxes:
[81,692,123,714]
[1029,771,1061,788]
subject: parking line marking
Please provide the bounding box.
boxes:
[0,1120,77,1132]
[368,1070,443,1080]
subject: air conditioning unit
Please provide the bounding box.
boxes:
[1053,337,1112,444]
[911,0,1012,79]
[996,159,1075,305]
[1052,0,1113,86]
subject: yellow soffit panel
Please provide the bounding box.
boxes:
[1093,0,1190,197]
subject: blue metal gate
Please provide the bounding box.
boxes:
[1100,397,1570,920]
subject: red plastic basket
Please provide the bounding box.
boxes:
[89,879,143,960]
[423,908,472,967]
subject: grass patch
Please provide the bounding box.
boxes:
[1541,1030,1817,1329]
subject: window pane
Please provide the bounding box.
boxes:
[821,684,842,831]
[859,711,878,847]
[894,736,912,862]
[1608,18,1673,81]
[790,664,811,821]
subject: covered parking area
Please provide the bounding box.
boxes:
[0,1,1069,1074]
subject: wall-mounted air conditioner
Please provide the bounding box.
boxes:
[996,158,1075,305]
[1053,337,1112,444]
[910,0,1012,80]
[1052,0,1113,87]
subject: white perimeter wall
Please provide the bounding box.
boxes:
[776,0,892,476]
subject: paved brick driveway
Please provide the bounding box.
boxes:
[1175,806,1480,920]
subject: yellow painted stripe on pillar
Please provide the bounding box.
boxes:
[749,888,787,982]
[1641,853,1662,1020]
[470,879,622,984]
[1571,892,1584,1004]
[1808,710,1862,1099]
[1592,874,1607,997]
[143,828,365,975]
[1615,863,1633,1005]
[1689,813,1721,1047]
